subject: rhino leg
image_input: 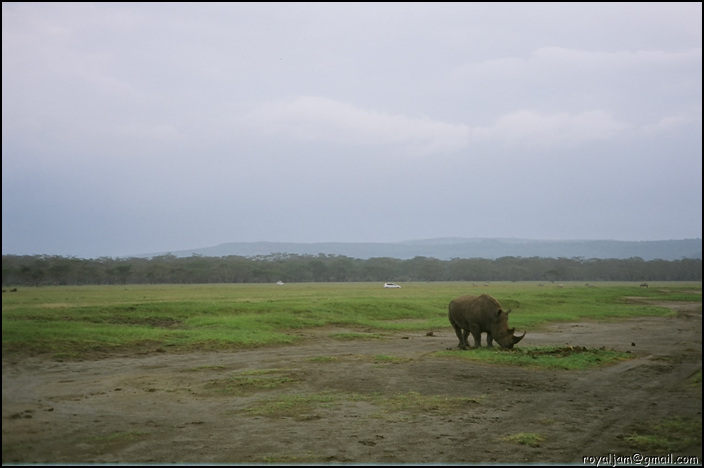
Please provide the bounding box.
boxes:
[461,329,472,349]
[451,322,468,349]
[486,332,494,347]
[468,326,482,348]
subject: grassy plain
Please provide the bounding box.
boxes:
[2,281,701,361]
[2,281,701,463]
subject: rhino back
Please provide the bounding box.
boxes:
[448,294,502,329]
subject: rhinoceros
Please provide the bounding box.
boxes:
[448,294,525,349]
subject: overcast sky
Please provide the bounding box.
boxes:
[2,3,702,258]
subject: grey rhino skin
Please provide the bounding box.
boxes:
[448,293,525,349]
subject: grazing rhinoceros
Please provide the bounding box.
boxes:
[448,294,525,349]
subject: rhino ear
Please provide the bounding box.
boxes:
[506,309,512,315]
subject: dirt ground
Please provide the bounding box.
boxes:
[2,298,702,465]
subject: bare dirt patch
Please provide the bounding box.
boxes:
[3,301,701,464]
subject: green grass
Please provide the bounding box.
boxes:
[435,345,633,370]
[378,390,482,413]
[308,356,337,362]
[204,368,303,396]
[89,431,150,443]
[500,432,546,447]
[242,392,345,417]
[621,417,702,453]
[2,282,700,359]
[242,390,481,419]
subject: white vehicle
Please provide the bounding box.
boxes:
[384,282,401,288]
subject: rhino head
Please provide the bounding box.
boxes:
[492,309,526,349]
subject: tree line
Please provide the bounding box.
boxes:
[2,253,701,287]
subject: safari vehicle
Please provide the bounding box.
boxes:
[384,282,401,288]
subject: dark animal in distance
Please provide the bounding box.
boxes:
[448,293,525,350]
[640,283,649,288]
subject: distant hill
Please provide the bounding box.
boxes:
[136,238,702,261]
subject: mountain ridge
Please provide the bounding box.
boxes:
[136,238,702,261]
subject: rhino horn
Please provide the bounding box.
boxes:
[513,331,526,344]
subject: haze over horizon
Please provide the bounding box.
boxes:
[132,237,702,264]
[3,3,702,259]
